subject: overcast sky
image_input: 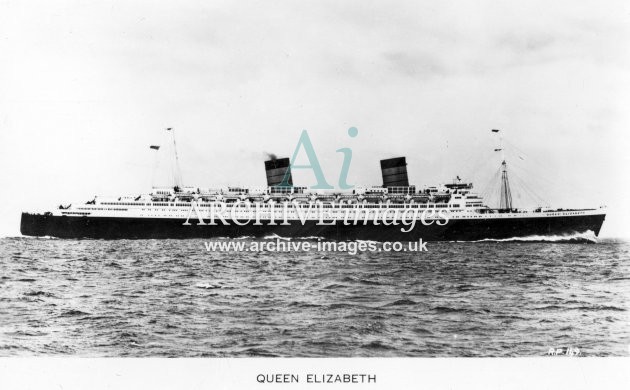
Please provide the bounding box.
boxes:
[1,0,628,237]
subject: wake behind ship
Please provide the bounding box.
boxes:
[20,130,606,240]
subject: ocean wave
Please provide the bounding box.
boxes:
[384,299,417,306]
[471,231,598,243]
[194,282,221,289]
[60,309,90,317]
[288,301,321,308]
[5,235,58,240]
[23,291,57,298]
[239,347,279,357]
[361,340,395,350]
[262,234,291,241]
[1,236,627,357]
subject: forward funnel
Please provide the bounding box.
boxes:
[380,157,409,187]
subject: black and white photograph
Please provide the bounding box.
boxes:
[0,0,628,389]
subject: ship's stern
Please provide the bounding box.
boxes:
[20,212,50,237]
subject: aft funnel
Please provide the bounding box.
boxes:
[264,157,293,187]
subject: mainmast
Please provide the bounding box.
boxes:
[493,129,513,210]
[167,127,183,191]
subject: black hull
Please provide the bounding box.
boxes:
[20,213,606,241]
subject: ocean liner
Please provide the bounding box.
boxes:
[20,130,606,240]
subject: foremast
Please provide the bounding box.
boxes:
[499,159,513,210]
[493,129,513,211]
